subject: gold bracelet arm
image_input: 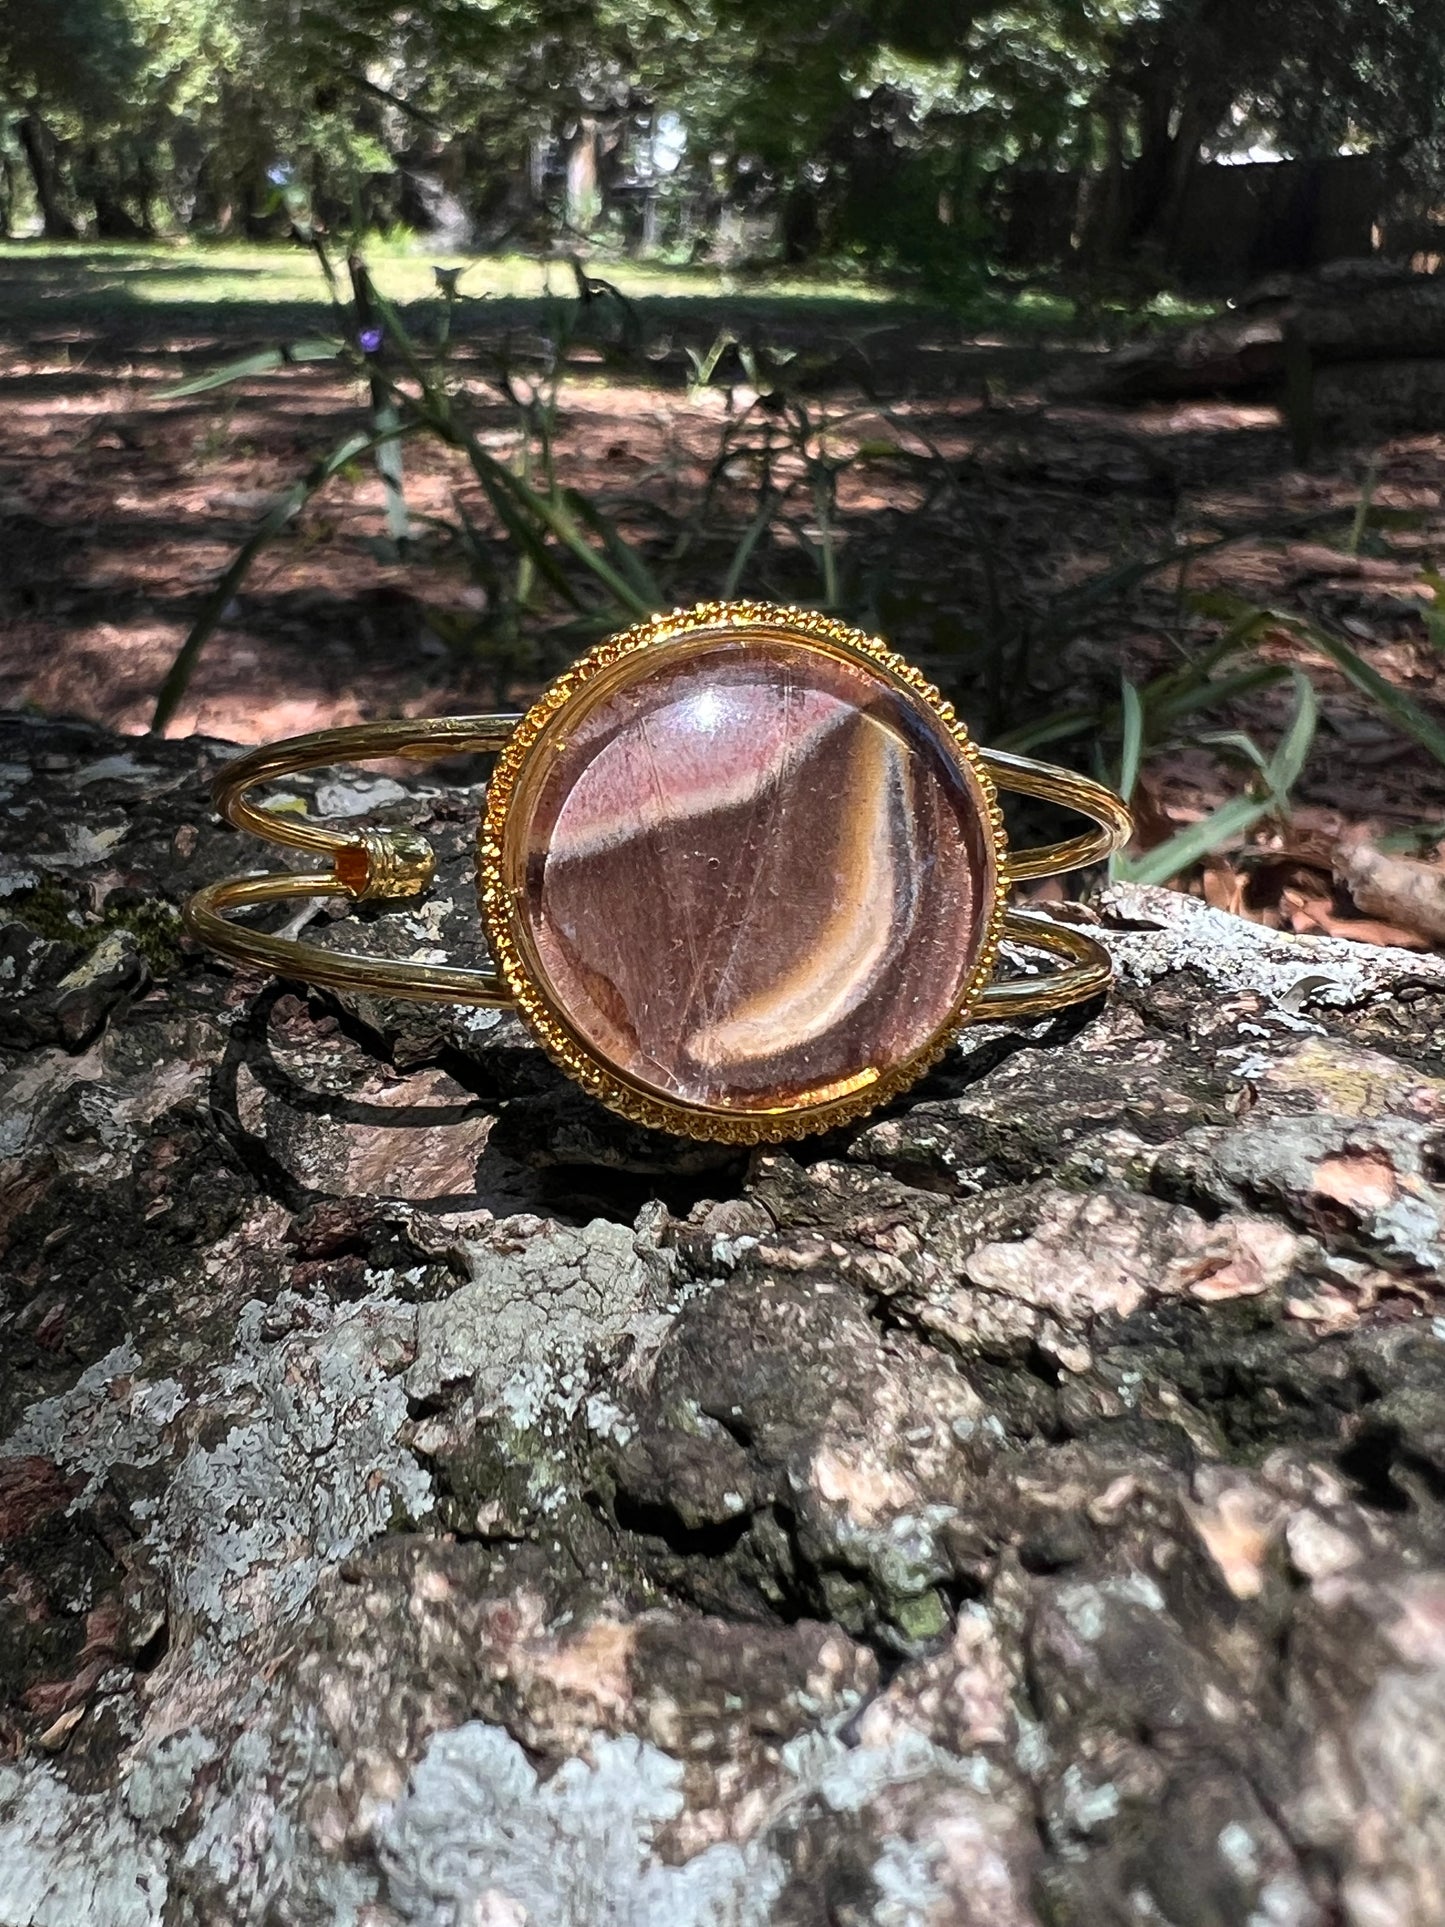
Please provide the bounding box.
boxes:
[184,716,520,1007]
[973,754,1130,1020]
[980,748,1134,881]
[210,716,517,859]
[183,871,514,1006]
[972,911,1115,1021]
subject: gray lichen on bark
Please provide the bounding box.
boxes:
[375,1725,786,1924]
[2,715,1445,1926]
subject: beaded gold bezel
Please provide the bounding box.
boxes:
[476,600,1011,1143]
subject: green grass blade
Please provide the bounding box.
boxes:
[1001,660,1287,759]
[450,492,503,595]
[562,488,663,605]
[529,485,655,617]
[158,340,343,399]
[1152,604,1280,700]
[994,707,1098,754]
[1110,679,1146,879]
[362,285,440,398]
[1115,794,1272,887]
[1186,592,1445,766]
[722,486,782,599]
[1192,730,1274,780]
[1117,678,1145,802]
[474,465,591,612]
[373,396,410,548]
[1347,461,1379,558]
[1153,663,1290,727]
[465,454,653,618]
[455,433,596,613]
[1298,619,1445,768]
[1265,670,1319,802]
[150,423,408,734]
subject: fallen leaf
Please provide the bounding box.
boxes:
[1282,897,1434,949]
[1339,843,1445,946]
[1201,854,1245,915]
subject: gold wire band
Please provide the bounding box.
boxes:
[984,747,1135,883]
[184,716,1129,1023]
[185,868,514,1007]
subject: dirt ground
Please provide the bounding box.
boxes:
[1,259,1443,944]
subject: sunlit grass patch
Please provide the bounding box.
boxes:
[0,239,1213,340]
[0,240,908,318]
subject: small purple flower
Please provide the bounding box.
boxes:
[358,327,383,354]
[266,163,294,187]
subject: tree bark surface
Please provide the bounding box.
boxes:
[15,115,78,242]
[2,713,1445,1926]
[1063,263,1445,432]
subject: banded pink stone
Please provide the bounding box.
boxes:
[504,630,996,1116]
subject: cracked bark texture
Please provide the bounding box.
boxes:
[3,710,1445,1927]
[1059,261,1445,435]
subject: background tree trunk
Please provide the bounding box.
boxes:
[565,118,600,232]
[16,112,78,240]
[2,713,1445,1924]
[0,146,15,237]
[79,145,148,239]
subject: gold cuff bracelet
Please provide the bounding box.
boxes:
[184,601,1132,1141]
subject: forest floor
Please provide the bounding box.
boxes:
[1,240,1442,946]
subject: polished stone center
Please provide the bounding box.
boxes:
[508,632,995,1115]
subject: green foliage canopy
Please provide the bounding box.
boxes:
[2,0,1443,263]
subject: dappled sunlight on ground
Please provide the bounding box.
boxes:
[1,245,1442,942]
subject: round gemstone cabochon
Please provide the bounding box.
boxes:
[497,626,997,1118]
